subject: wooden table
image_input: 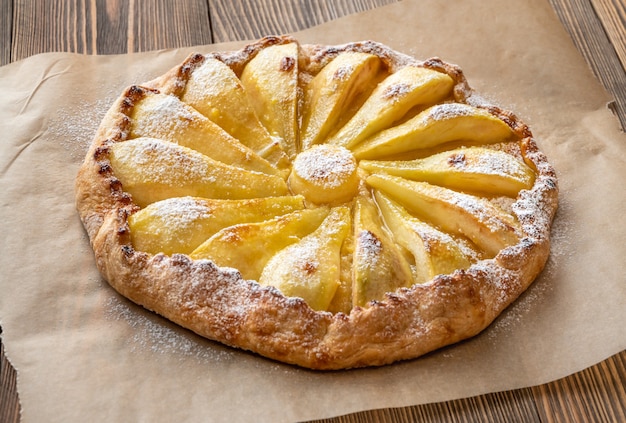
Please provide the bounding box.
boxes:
[1,1,625,421]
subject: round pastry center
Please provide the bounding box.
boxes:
[289,145,359,204]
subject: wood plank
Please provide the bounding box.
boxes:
[10,0,212,62]
[93,0,130,55]
[591,0,626,72]
[0,0,11,66]
[11,0,94,61]
[548,0,626,130]
[208,0,400,43]
[126,0,212,53]
[531,352,626,422]
[0,338,20,423]
[309,351,626,423]
[309,388,542,422]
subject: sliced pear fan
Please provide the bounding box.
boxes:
[300,52,382,150]
[327,66,455,149]
[190,207,329,281]
[367,173,520,257]
[108,43,542,316]
[240,42,300,159]
[352,196,413,307]
[129,92,279,176]
[354,103,515,159]
[108,137,289,208]
[128,196,306,255]
[180,57,290,169]
[259,207,351,312]
[374,191,472,284]
[361,147,535,197]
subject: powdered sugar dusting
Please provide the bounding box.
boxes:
[488,196,516,214]
[512,177,556,240]
[473,260,521,305]
[445,189,516,234]
[148,197,213,229]
[114,138,215,185]
[293,145,356,188]
[428,102,475,121]
[51,97,115,161]
[445,148,531,182]
[476,192,567,341]
[356,230,383,267]
[537,191,575,279]
[333,64,355,81]
[291,246,322,281]
[382,82,412,101]
[469,153,520,176]
[132,94,195,137]
[105,295,237,363]
[485,271,552,341]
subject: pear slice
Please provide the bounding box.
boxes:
[259,207,351,312]
[327,226,355,315]
[180,57,289,169]
[361,147,535,197]
[327,65,454,149]
[352,196,414,307]
[300,52,382,150]
[367,173,520,257]
[108,137,288,207]
[190,207,329,281]
[129,92,279,176]
[288,144,360,205]
[128,195,306,255]
[353,103,514,159]
[240,42,300,159]
[374,191,471,284]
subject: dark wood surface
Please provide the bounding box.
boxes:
[1,1,624,422]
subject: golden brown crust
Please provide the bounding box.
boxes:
[75,35,558,369]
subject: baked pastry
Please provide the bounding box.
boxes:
[75,35,558,369]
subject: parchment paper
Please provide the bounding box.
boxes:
[1,0,625,421]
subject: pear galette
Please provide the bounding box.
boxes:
[75,36,558,369]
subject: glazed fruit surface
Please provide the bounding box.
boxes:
[112,40,536,313]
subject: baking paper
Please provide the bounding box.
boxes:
[1,0,625,421]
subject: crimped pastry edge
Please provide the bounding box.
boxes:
[75,35,559,369]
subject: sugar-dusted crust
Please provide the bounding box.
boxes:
[75,35,558,369]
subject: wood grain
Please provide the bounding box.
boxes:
[8,0,213,61]
[127,0,213,53]
[0,336,20,423]
[11,1,96,59]
[591,0,626,70]
[1,0,625,422]
[208,0,399,43]
[309,353,626,423]
[548,0,626,129]
[0,0,10,66]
